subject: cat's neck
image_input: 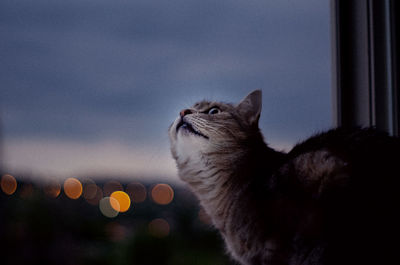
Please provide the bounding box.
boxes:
[181,133,286,230]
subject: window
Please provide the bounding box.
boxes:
[332,0,400,135]
[0,1,331,264]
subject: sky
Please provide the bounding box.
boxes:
[0,0,331,182]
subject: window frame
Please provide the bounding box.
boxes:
[331,0,399,136]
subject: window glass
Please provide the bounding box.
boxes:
[0,1,331,263]
[1,0,331,178]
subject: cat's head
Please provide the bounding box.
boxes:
[169,90,263,171]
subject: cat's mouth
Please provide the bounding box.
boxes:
[176,119,209,139]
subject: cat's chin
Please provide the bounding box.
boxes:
[169,116,209,141]
[177,127,208,140]
[169,117,208,165]
[174,135,208,167]
[176,118,209,139]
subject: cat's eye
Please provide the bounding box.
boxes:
[208,107,220,115]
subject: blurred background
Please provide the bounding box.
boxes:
[0,0,331,264]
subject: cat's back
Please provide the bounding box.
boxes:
[289,127,399,159]
[285,127,399,198]
[277,127,399,265]
[275,127,397,192]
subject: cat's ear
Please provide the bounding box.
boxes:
[236,90,262,126]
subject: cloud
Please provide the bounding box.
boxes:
[2,136,296,182]
[0,0,332,177]
[3,138,178,181]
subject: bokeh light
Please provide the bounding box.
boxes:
[43,179,61,198]
[198,207,212,225]
[63,178,82,199]
[99,197,120,218]
[1,174,17,195]
[83,179,97,200]
[103,180,123,196]
[20,183,34,199]
[85,185,103,206]
[151,184,174,205]
[110,191,131,212]
[126,182,147,203]
[105,222,127,242]
[148,218,170,238]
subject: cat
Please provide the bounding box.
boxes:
[168,90,399,265]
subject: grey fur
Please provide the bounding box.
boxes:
[169,90,399,265]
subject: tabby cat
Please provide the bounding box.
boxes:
[169,90,399,265]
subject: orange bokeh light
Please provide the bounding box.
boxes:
[110,191,131,213]
[148,218,170,238]
[151,184,174,205]
[43,179,61,198]
[63,177,82,199]
[126,182,147,203]
[1,174,17,195]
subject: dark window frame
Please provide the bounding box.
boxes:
[331,0,399,136]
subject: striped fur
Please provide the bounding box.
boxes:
[169,91,400,265]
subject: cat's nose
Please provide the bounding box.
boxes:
[180,109,192,117]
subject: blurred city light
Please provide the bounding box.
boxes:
[19,183,34,199]
[83,179,97,200]
[85,185,103,206]
[151,184,174,205]
[43,179,61,198]
[105,222,127,242]
[126,182,147,203]
[110,191,131,212]
[148,218,170,238]
[103,180,123,196]
[1,174,17,195]
[99,197,119,218]
[198,207,212,225]
[63,177,82,199]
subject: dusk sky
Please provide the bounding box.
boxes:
[0,0,331,182]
